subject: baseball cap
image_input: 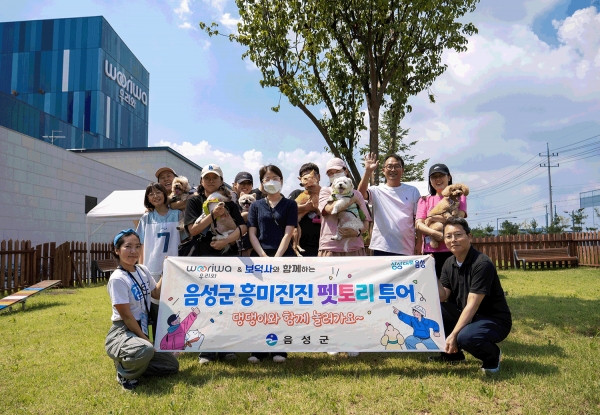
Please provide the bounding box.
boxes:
[201,164,223,179]
[155,167,178,179]
[234,171,253,184]
[167,312,180,325]
[412,305,426,317]
[428,164,450,177]
[325,158,346,173]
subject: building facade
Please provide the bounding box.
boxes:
[0,16,149,150]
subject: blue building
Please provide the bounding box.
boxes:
[0,16,149,149]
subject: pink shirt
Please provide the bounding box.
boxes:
[416,194,467,253]
[318,188,371,253]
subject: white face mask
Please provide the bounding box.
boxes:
[328,172,346,182]
[263,180,282,194]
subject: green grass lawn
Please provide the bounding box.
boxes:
[1,268,599,415]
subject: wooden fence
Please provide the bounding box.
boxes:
[472,232,600,269]
[1,240,114,295]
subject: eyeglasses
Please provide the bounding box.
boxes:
[148,192,163,198]
[262,177,281,183]
[384,164,403,171]
[444,232,466,241]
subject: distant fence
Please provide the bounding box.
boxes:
[1,233,598,294]
[472,232,600,269]
[1,240,113,295]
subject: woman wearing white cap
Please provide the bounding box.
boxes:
[415,163,467,278]
[183,163,247,364]
[319,157,371,358]
[318,158,371,257]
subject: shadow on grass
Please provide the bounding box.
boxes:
[130,350,559,394]
[0,300,67,316]
[509,295,600,337]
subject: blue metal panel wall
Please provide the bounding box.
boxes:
[0,16,149,149]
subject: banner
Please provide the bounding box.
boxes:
[155,255,445,352]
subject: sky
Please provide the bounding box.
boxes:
[4,0,600,230]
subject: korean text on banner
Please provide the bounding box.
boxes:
[154,256,445,352]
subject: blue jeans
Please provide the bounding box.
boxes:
[441,302,511,366]
[404,335,439,350]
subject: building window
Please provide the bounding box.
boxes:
[85,196,98,214]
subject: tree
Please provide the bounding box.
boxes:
[546,214,570,234]
[201,0,479,183]
[564,208,588,233]
[499,220,519,236]
[471,223,494,238]
[521,218,543,235]
[359,106,428,182]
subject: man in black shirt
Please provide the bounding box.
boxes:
[288,163,322,257]
[434,217,512,373]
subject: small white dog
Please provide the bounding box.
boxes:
[328,177,363,241]
[237,192,256,214]
[184,329,205,349]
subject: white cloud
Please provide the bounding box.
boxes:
[219,12,241,32]
[179,22,193,29]
[204,0,227,13]
[174,0,197,31]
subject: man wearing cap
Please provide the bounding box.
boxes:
[232,171,264,202]
[434,217,511,373]
[159,307,200,350]
[232,171,262,256]
[358,153,421,256]
[155,167,187,210]
[392,305,441,350]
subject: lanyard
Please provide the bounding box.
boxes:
[119,266,151,318]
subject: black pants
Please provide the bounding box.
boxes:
[441,302,511,366]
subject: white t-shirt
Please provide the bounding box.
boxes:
[107,265,156,322]
[136,209,182,281]
[367,183,420,255]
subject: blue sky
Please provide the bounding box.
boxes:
[4,0,600,230]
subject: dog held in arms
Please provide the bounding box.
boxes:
[194,188,238,253]
[291,169,320,256]
[169,176,191,230]
[423,183,469,248]
[328,177,363,249]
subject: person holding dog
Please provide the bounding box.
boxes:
[319,157,371,358]
[358,153,421,256]
[433,217,511,373]
[288,162,322,257]
[155,167,187,211]
[415,163,467,278]
[318,158,371,258]
[183,163,246,364]
[233,171,262,256]
[105,229,179,391]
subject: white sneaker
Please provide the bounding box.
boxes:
[347,352,360,357]
[198,357,212,365]
[273,355,286,363]
[327,352,339,356]
[248,356,260,364]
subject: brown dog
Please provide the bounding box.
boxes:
[424,183,469,248]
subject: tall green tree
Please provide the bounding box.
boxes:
[546,214,570,234]
[359,106,428,182]
[499,220,520,236]
[201,0,479,183]
[471,223,494,238]
[564,208,588,233]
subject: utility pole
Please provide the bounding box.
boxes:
[540,143,558,225]
[544,204,549,228]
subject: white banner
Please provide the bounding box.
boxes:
[155,255,445,352]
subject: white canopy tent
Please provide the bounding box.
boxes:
[85,190,146,281]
